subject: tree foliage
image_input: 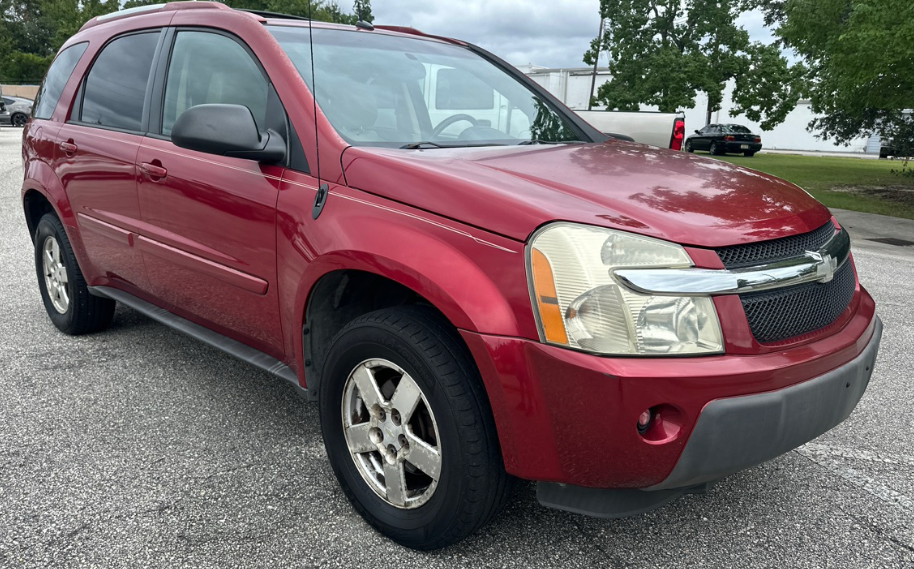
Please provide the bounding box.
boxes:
[756,0,914,160]
[0,0,372,84]
[584,0,805,129]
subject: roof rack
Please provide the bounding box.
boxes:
[236,9,310,21]
[373,26,465,46]
[79,1,231,32]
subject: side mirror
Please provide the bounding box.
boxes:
[172,104,285,164]
[694,130,701,135]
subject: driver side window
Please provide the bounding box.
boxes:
[162,31,268,137]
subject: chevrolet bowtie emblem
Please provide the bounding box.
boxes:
[806,250,838,283]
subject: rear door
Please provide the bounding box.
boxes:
[135,28,286,357]
[57,30,163,293]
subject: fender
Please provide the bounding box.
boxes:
[21,158,95,277]
[275,182,536,389]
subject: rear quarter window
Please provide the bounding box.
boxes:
[33,42,88,120]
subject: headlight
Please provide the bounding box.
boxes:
[527,222,723,355]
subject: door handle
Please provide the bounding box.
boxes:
[59,141,77,154]
[139,162,167,179]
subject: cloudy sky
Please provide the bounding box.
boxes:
[336,0,775,69]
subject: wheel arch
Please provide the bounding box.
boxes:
[301,265,479,398]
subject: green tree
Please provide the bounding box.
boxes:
[584,0,804,129]
[352,0,373,23]
[757,0,914,162]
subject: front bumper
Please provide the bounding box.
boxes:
[536,316,881,518]
[460,288,878,490]
[651,315,880,491]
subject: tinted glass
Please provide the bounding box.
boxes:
[270,26,582,148]
[33,42,87,120]
[81,32,159,131]
[162,31,268,137]
[435,68,494,110]
[724,124,752,133]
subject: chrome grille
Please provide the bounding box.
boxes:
[739,262,855,343]
[715,222,855,343]
[717,222,836,269]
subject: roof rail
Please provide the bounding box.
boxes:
[79,1,231,32]
[237,9,310,21]
[373,25,465,46]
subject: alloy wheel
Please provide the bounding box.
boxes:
[341,358,442,509]
[42,235,69,314]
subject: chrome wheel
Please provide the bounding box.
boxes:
[341,358,442,509]
[42,235,69,314]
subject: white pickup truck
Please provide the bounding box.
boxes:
[411,63,686,150]
[574,110,685,150]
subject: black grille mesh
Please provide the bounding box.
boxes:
[740,262,855,343]
[717,222,837,269]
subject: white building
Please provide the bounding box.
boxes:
[518,65,878,154]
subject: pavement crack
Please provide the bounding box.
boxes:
[795,446,914,513]
[842,509,914,555]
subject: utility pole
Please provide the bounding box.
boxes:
[587,17,605,111]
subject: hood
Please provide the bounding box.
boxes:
[340,141,831,248]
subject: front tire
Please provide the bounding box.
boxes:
[685,141,694,153]
[34,213,115,335]
[12,113,28,127]
[319,306,512,549]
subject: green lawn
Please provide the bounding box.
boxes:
[706,152,914,220]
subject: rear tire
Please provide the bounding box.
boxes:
[34,213,115,335]
[744,151,756,157]
[11,113,28,127]
[710,141,723,156]
[319,306,512,550]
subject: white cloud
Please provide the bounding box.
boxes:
[336,1,773,69]
[338,0,602,68]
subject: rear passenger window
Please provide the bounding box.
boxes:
[80,32,159,131]
[33,42,88,120]
[161,31,268,137]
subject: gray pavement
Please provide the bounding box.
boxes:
[1,127,913,568]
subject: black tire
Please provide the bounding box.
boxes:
[685,141,694,153]
[34,213,115,335]
[744,151,756,157]
[319,306,513,550]
[710,141,722,155]
[11,113,28,127]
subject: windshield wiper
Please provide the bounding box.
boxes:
[518,139,588,146]
[400,141,510,149]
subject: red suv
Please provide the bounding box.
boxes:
[22,3,881,550]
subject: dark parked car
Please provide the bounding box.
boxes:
[685,123,762,157]
[0,96,33,127]
[21,2,880,549]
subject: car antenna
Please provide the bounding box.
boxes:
[355,1,374,30]
[309,1,329,220]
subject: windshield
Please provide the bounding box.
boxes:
[269,26,586,148]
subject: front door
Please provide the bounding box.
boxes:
[135,29,286,357]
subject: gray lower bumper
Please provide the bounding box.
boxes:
[538,316,882,517]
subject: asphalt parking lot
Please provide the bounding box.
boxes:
[1,126,912,568]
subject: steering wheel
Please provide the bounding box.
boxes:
[431,114,480,138]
